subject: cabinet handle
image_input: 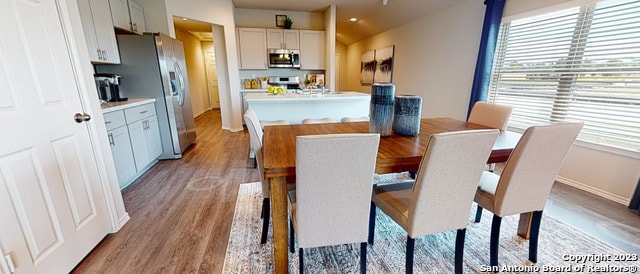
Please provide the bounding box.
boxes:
[139,110,148,115]
[108,133,114,146]
[129,21,134,31]
[133,23,138,32]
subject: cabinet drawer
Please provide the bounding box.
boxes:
[103,110,126,131]
[124,103,156,123]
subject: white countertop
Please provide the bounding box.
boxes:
[101,98,156,113]
[244,91,369,102]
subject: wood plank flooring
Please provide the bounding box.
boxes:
[73,109,640,273]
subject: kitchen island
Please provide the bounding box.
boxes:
[244,91,370,124]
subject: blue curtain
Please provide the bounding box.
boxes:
[467,0,506,117]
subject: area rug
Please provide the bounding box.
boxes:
[223,181,640,273]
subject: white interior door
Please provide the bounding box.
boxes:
[0,0,110,273]
[204,47,220,109]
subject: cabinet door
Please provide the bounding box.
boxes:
[299,30,325,70]
[77,0,121,63]
[238,28,267,69]
[128,119,149,172]
[108,126,137,188]
[266,29,284,49]
[146,115,163,160]
[128,0,146,34]
[109,0,131,31]
[283,30,300,49]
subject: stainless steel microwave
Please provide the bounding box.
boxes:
[268,49,300,68]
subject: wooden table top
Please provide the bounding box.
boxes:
[262,117,521,178]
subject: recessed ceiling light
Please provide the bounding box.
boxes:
[349,18,358,22]
[182,17,188,21]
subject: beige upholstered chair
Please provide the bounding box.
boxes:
[244,108,292,244]
[370,129,499,274]
[473,122,583,267]
[288,133,380,273]
[468,101,513,172]
[244,108,288,167]
[467,101,513,131]
[301,118,338,124]
[341,116,369,123]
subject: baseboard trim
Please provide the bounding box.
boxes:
[556,176,630,206]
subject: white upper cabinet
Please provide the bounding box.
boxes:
[267,29,299,49]
[109,0,146,34]
[237,28,268,70]
[299,30,325,70]
[77,0,121,63]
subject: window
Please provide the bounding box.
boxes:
[488,0,640,153]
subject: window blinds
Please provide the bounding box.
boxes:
[488,0,640,152]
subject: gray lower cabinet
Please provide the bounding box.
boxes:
[104,102,161,189]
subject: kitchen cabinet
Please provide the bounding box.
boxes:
[103,100,161,189]
[299,30,325,70]
[267,29,299,49]
[237,28,268,69]
[109,0,146,34]
[104,110,136,186]
[77,0,121,63]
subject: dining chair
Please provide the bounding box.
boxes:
[244,108,293,244]
[467,101,513,172]
[341,116,370,123]
[473,122,583,267]
[370,129,499,274]
[244,108,288,168]
[467,101,513,131]
[301,118,338,124]
[288,133,380,273]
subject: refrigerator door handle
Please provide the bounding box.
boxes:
[174,61,186,106]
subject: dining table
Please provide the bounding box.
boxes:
[262,117,522,274]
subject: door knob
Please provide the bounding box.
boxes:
[74,113,91,123]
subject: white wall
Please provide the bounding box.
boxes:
[163,0,243,131]
[343,0,640,204]
[234,9,324,30]
[345,0,485,120]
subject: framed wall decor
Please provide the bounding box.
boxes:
[360,50,375,84]
[374,45,395,83]
[275,15,287,27]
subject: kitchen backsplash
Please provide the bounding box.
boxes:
[239,68,324,85]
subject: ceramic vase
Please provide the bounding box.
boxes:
[369,83,395,136]
[392,95,422,136]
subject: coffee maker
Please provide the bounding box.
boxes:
[94,73,127,102]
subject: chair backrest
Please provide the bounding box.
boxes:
[493,122,583,216]
[468,101,513,131]
[408,129,499,236]
[302,118,338,124]
[295,133,380,248]
[243,108,267,193]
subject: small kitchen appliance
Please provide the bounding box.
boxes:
[94,73,127,102]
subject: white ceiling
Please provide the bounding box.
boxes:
[173,0,468,45]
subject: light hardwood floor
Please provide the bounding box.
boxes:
[73,109,640,273]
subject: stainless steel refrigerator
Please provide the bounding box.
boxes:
[96,33,196,159]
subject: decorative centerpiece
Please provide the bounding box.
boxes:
[369,83,395,136]
[392,94,422,136]
[267,85,286,95]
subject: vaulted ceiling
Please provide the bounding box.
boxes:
[173,0,469,45]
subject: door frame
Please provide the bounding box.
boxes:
[63,0,130,231]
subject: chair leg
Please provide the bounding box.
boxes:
[360,242,367,274]
[260,198,270,244]
[455,229,466,274]
[368,202,376,245]
[490,215,502,267]
[474,205,483,223]
[406,236,415,274]
[289,218,295,253]
[299,248,304,274]
[529,210,543,263]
